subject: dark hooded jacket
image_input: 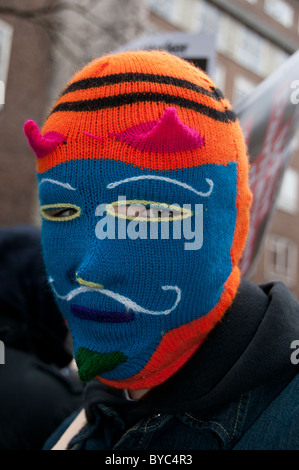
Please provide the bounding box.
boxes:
[0,226,83,450]
[43,278,299,450]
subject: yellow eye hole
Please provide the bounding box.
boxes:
[106,200,193,222]
[40,203,81,221]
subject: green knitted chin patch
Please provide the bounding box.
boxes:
[76,347,127,382]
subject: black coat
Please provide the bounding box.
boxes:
[0,225,84,450]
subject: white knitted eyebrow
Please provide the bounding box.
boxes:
[39,178,77,191]
[107,175,214,197]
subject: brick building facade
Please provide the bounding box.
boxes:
[0,0,51,226]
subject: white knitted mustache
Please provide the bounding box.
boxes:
[48,277,181,316]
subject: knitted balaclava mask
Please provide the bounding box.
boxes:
[24,50,251,390]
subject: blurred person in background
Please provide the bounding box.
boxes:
[0,225,83,450]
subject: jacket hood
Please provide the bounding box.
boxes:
[84,278,299,424]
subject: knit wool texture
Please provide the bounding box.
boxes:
[24,50,252,390]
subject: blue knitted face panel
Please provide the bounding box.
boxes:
[38,157,237,381]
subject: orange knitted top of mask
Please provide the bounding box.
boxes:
[37,50,244,175]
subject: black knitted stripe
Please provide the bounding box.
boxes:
[51,92,236,123]
[61,72,224,102]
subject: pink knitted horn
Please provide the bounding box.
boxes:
[114,107,205,154]
[24,120,66,159]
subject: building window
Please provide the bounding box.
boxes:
[148,0,177,23]
[213,63,226,92]
[233,75,256,105]
[235,25,263,71]
[193,1,229,55]
[276,167,298,214]
[195,1,222,35]
[0,19,13,109]
[264,0,294,29]
[264,235,297,287]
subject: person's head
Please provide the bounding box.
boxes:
[24,50,252,390]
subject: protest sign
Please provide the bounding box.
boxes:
[236,51,299,276]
